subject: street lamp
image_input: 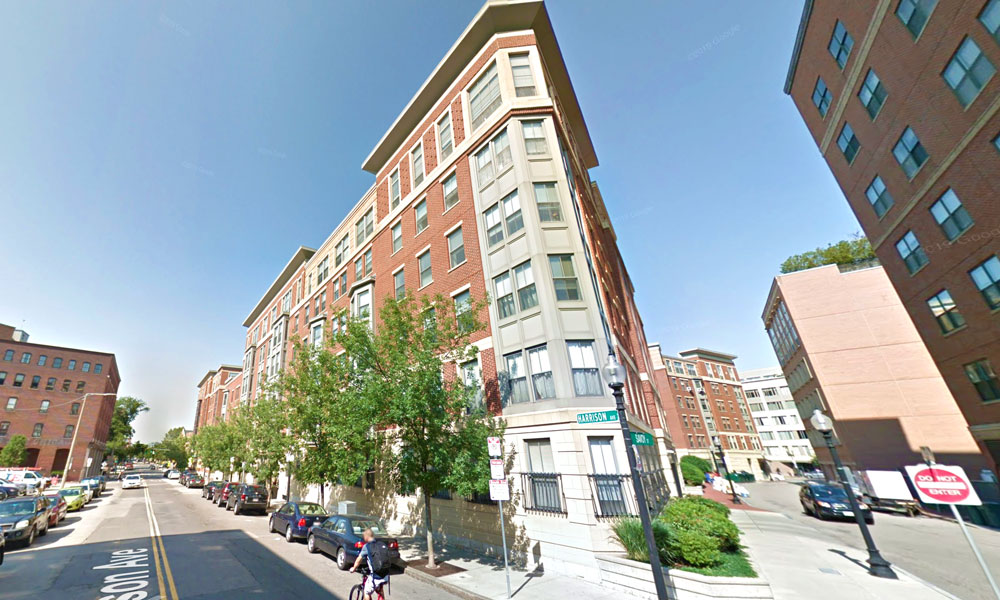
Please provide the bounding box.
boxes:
[809,409,896,579]
[711,435,741,505]
[668,452,684,499]
[604,354,669,600]
[60,392,119,490]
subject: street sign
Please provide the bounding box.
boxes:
[489,479,510,502]
[631,432,654,446]
[576,410,619,424]
[905,464,982,506]
[487,437,502,458]
[490,459,505,480]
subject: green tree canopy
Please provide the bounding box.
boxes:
[153,426,190,469]
[107,396,149,461]
[780,234,877,274]
[0,435,28,467]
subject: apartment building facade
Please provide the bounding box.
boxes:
[648,345,766,478]
[740,367,815,477]
[784,0,1000,470]
[193,365,242,431]
[0,323,120,479]
[763,264,987,480]
[208,0,673,578]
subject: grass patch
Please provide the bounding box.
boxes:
[677,549,756,578]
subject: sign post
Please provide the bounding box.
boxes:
[905,463,1000,600]
[487,437,512,600]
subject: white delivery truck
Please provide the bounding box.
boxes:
[0,468,47,493]
[858,470,920,516]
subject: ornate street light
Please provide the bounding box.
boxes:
[711,434,741,505]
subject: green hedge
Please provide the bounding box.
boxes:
[680,455,713,474]
[681,461,705,486]
[611,518,676,565]
[659,497,742,567]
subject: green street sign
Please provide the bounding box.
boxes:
[577,410,619,424]
[631,432,654,446]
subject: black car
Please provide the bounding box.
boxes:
[800,481,873,524]
[185,474,205,489]
[0,484,18,501]
[269,501,329,543]
[202,481,224,500]
[0,497,50,547]
[226,484,268,515]
[306,514,399,570]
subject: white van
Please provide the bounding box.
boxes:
[0,469,46,492]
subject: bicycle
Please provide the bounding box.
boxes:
[349,565,389,600]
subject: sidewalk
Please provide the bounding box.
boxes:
[733,509,959,600]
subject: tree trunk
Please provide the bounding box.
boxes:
[424,491,436,568]
[320,483,325,508]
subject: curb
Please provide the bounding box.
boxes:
[890,564,964,600]
[402,563,490,600]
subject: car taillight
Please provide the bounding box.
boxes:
[241,494,247,501]
[389,541,398,549]
[298,518,307,527]
[354,541,364,549]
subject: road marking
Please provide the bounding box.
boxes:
[144,484,180,599]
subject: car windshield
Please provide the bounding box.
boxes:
[812,486,849,500]
[44,496,60,506]
[0,501,36,516]
[125,475,140,480]
[59,489,82,497]
[297,503,326,515]
[351,519,387,535]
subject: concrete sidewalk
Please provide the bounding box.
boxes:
[734,509,960,600]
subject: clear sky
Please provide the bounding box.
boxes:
[0,1,860,442]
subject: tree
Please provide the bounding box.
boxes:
[780,234,877,274]
[107,397,149,462]
[243,395,294,490]
[153,427,190,469]
[0,435,27,467]
[191,421,241,479]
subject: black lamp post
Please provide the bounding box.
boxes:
[711,435,741,505]
[810,409,896,579]
[668,452,684,499]
[605,354,669,600]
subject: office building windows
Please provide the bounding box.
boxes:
[5,398,15,410]
[858,69,888,118]
[533,182,562,222]
[20,353,31,364]
[76,381,85,393]
[62,380,70,392]
[930,189,973,241]
[927,290,966,334]
[469,62,501,129]
[522,120,547,154]
[82,362,91,373]
[32,423,43,438]
[2,350,11,361]
[513,261,538,311]
[389,169,401,210]
[411,143,424,187]
[438,112,453,160]
[896,231,929,274]
[982,0,1000,43]
[549,254,581,300]
[812,77,833,116]
[837,122,860,163]
[568,341,602,396]
[415,199,428,233]
[64,425,74,438]
[828,21,854,68]
[893,127,928,178]
[969,255,1000,309]
[37,355,46,366]
[865,175,894,218]
[418,250,432,287]
[40,400,49,413]
[45,378,55,391]
[964,359,1000,402]
[71,402,80,415]
[510,53,536,97]
[52,358,62,368]
[13,374,24,388]
[391,222,403,254]
[443,173,459,210]
[943,37,995,107]
[394,269,405,300]
[30,376,39,389]
[447,227,465,268]
[897,0,937,38]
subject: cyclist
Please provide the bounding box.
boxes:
[350,528,390,599]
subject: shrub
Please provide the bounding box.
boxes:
[611,517,676,565]
[660,497,742,565]
[681,461,704,486]
[671,528,722,568]
[680,455,713,474]
[681,495,730,518]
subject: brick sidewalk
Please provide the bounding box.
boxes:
[702,482,766,511]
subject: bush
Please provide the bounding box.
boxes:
[680,455,713,474]
[672,528,722,568]
[662,497,740,553]
[680,461,705,486]
[681,495,730,518]
[611,517,676,565]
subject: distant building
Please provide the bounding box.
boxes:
[194,365,242,430]
[740,367,815,477]
[762,264,987,480]
[0,322,120,479]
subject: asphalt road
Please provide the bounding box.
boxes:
[745,480,1000,600]
[0,467,459,599]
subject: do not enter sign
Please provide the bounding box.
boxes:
[904,464,982,506]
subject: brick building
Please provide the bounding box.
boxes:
[202,0,677,578]
[193,365,241,431]
[784,0,1000,470]
[0,323,120,479]
[648,345,765,478]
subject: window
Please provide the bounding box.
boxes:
[0,422,8,435]
[311,323,323,348]
[927,290,966,333]
[355,209,374,245]
[568,341,602,396]
[29,376,39,389]
[76,381,85,393]
[5,398,15,410]
[454,290,473,332]
[966,359,1000,401]
[32,423,43,438]
[522,120,547,154]
[930,189,973,241]
[37,355,46,366]
[62,380,70,392]
[447,227,465,268]
[897,0,937,38]
[64,425,74,438]
[411,143,424,187]
[513,261,538,311]
[943,37,995,107]
[68,359,76,370]
[13,374,24,388]
[549,254,581,301]
[969,255,1000,309]
[763,387,778,397]
[461,359,484,412]
[353,288,372,321]
[858,69,888,119]
[485,191,524,247]
[0,372,6,385]
[469,62,501,129]
[493,130,512,173]
[527,345,555,399]
[766,300,801,365]
[812,77,833,116]
[865,175,894,218]
[418,250,432,287]
[476,130,511,184]
[389,169,401,210]
[893,127,928,178]
[533,182,562,222]
[526,438,555,473]
[505,351,529,404]
[82,362,91,373]
[438,112,453,160]
[414,199,428,233]
[510,53,535,97]
[983,0,1000,43]
[39,400,49,413]
[443,173,459,210]
[52,358,62,368]
[494,272,516,319]
[390,222,403,254]
[837,123,860,163]
[828,20,854,68]
[896,231,929,274]
[475,145,494,183]
[70,402,79,415]
[394,269,406,300]
[20,353,31,364]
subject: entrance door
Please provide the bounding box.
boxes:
[52,449,69,473]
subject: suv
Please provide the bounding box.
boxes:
[0,497,49,547]
[226,483,268,515]
[216,482,240,508]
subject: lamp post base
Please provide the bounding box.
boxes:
[867,552,897,579]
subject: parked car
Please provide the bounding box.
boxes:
[800,481,873,524]
[216,482,239,507]
[0,497,49,547]
[0,522,5,564]
[202,481,224,500]
[0,479,27,496]
[185,474,205,489]
[0,469,47,493]
[57,487,87,512]
[42,494,67,526]
[122,474,144,490]
[271,501,329,543]
[165,470,180,480]
[306,513,399,570]
[225,483,268,515]
[0,483,19,500]
[80,479,102,498]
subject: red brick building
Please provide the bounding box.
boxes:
[784,0,1000,470]
[0,323,120,479]
[193,365,241,431]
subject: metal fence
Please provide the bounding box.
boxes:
[520,472,566,514]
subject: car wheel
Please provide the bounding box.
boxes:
[234,503,241,516]
[285,525,294,543]
[307,534,317,554]
[268,516,275,533]
[337,546,349,570]
[865,517,874,526]
[801,501,811,515]
[25,526,35,547]
[40,521,48,536]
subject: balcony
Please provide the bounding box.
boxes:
[520,473,566,514]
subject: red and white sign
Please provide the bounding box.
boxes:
[489,479,510,502]
[490,459,505,480]
[904,464,982,506]
[487,437,502,458]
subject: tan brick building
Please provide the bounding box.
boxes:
[784,0,1000,470]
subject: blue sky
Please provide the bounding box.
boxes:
[0,1,859,442]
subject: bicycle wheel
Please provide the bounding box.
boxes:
[349,584,363,600]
